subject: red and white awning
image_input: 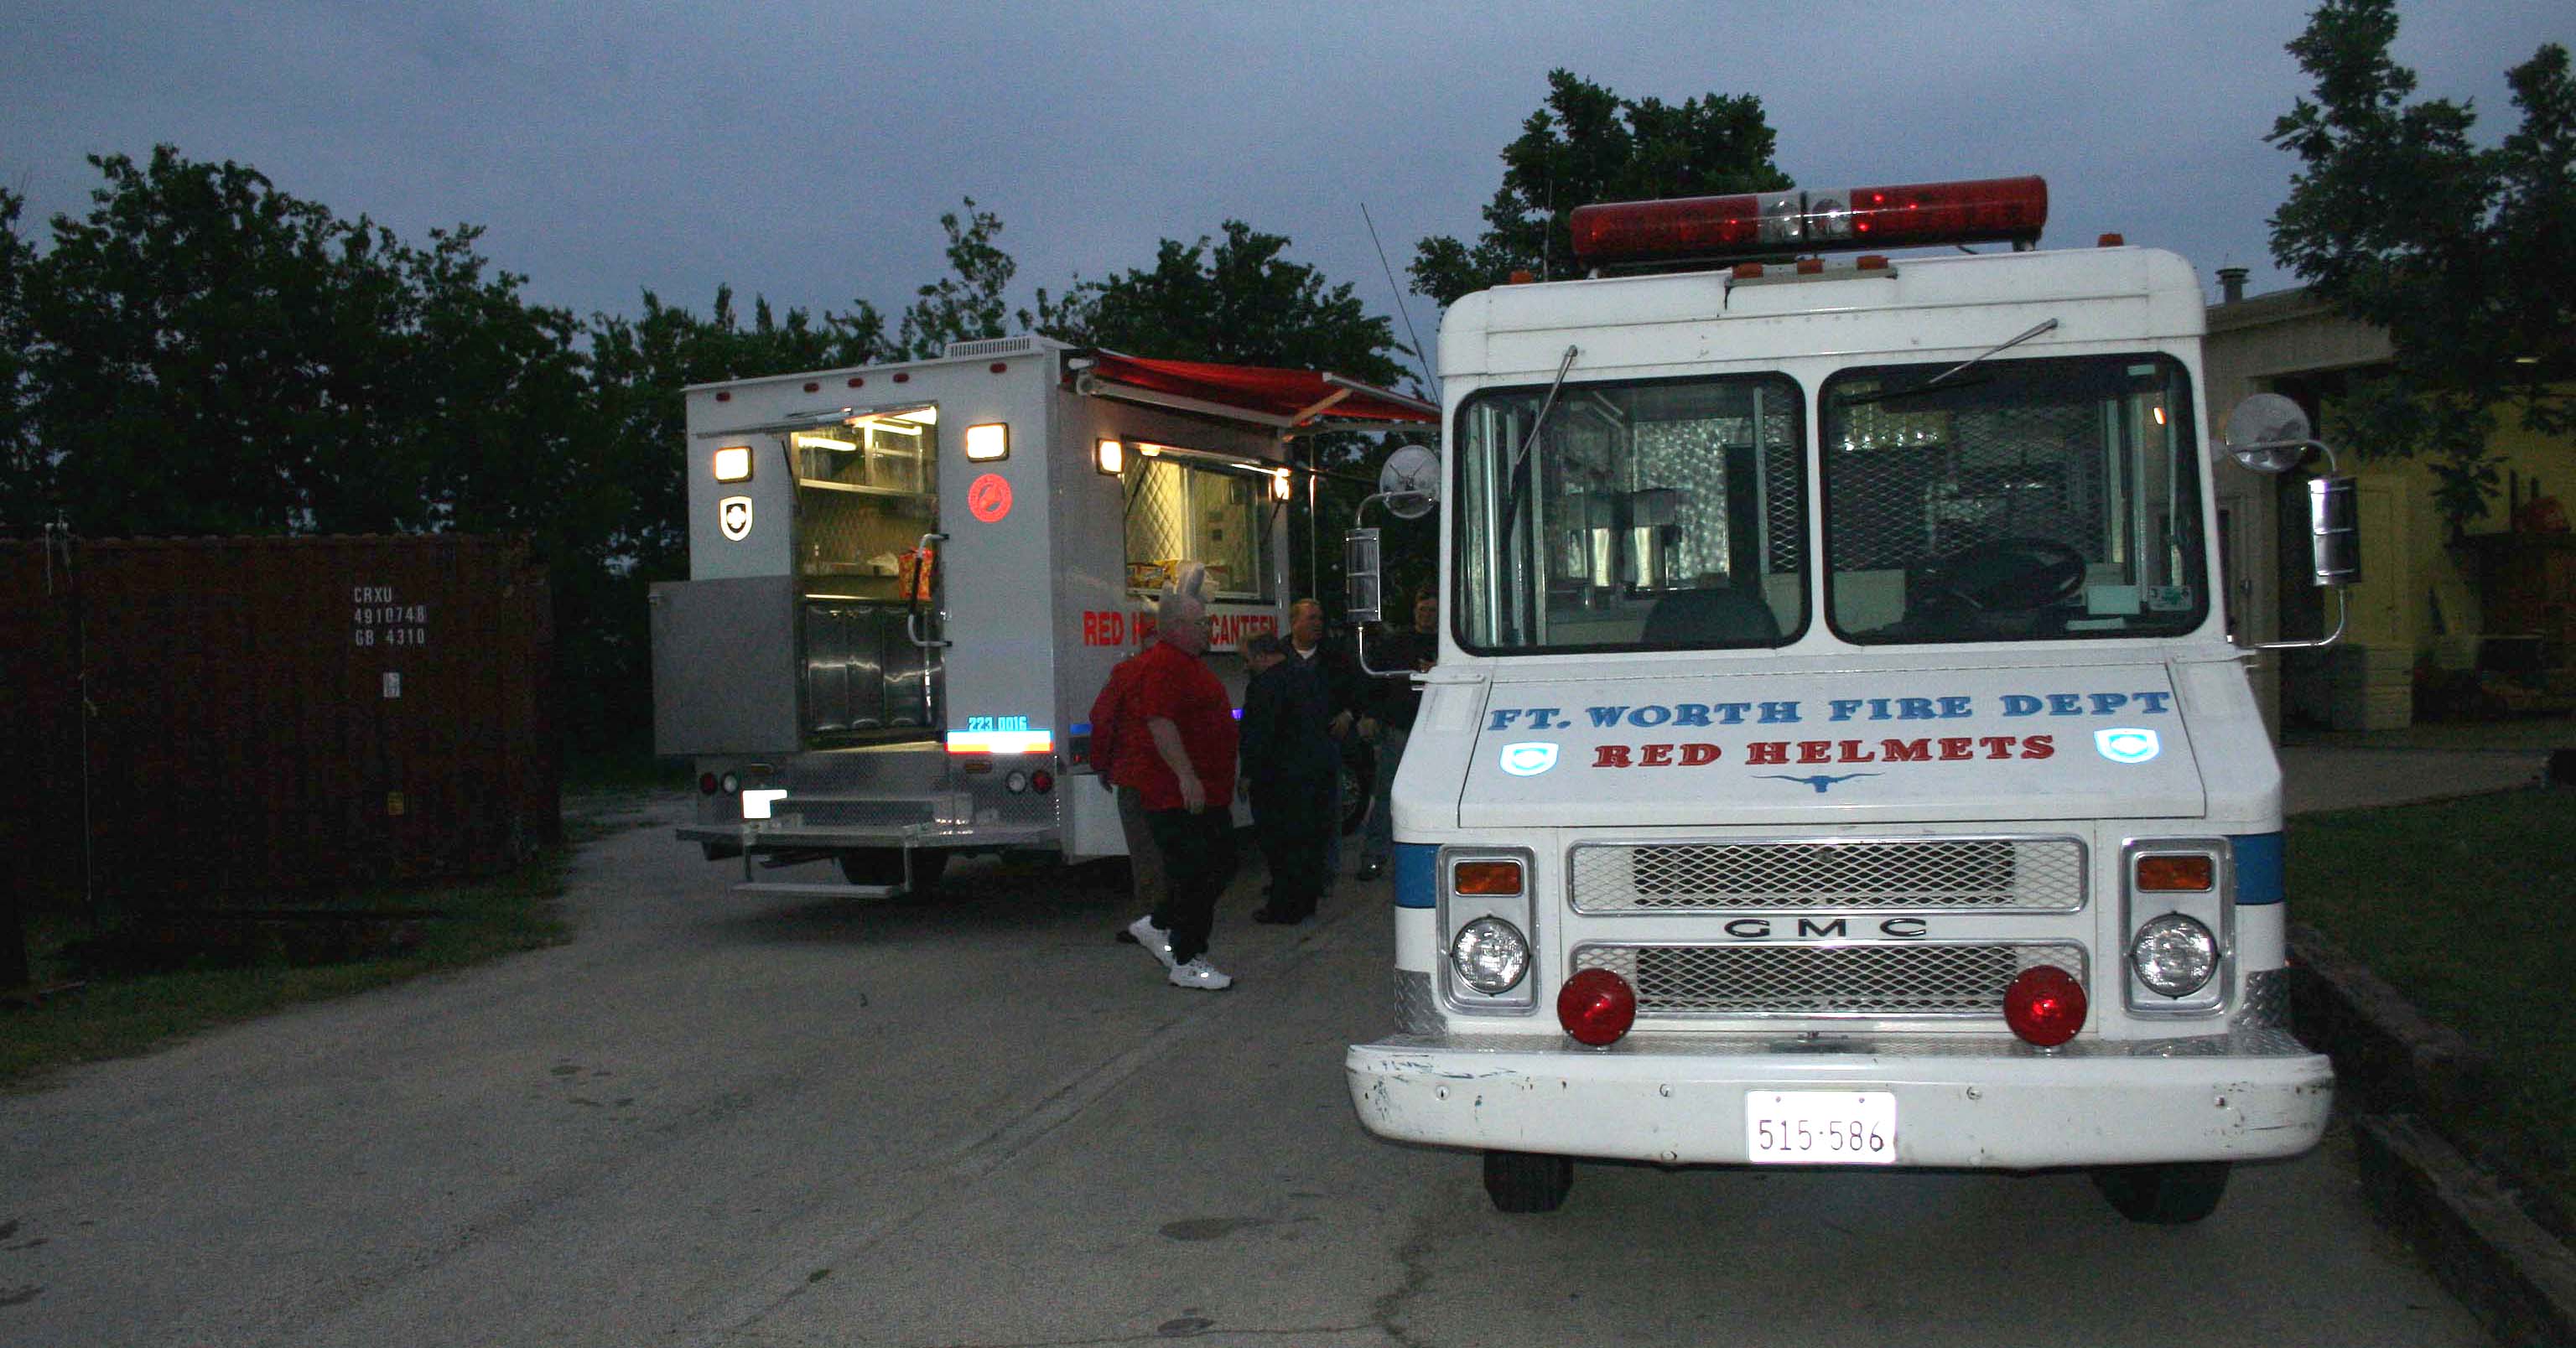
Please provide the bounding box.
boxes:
[1073,353,1436,432]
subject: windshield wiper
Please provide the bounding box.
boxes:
[1830,317,2057,408]
[1500,344,1579,531]
[1927,317,2057,387]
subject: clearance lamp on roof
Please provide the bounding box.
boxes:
[712,445,753,482]
[1095,438,1124,475]
[964,423,1009,461]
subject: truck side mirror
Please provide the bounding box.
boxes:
[2224,393,2361,651]
[2220,391,2359,588]
[2309,476,2360,588]
[1345,528,1384,625]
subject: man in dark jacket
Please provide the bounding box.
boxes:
[1239,631,1336,923]
[1286,598,1361,878]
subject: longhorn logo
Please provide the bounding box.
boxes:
[1758,772,1881,793]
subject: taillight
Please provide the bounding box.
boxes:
[1557,968,1637,1047]
[2003,966,2087,1046]
[1030,770,1054,794]
[699,772,719,796]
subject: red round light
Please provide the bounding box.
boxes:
[2004,966,2088,1046]
[1030,770,1054,794]
[1557,968,1637,1047]
[698,772,719,796]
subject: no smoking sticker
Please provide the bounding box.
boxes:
[967,473,1013,523]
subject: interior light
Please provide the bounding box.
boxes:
[1096,438,1124,475]
[791,431,859,452]
[964,423,1009,461]
[712,445,753,482]
[890,407,937,423]
[1138,444,1161,457]
[1270,467,1293,501]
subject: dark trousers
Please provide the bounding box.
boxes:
[1251,775,1333,920]
[1144,807,1238,966]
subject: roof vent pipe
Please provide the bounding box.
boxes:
[2217,267,2249,304]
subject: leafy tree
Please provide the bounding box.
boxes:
[1036,219,1406,387]
[897,197,1017,359]
[14,147,589,542]
[2267,1,2576,532]
[1410,70,1793,307]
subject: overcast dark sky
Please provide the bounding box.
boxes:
[5,1,2566,376]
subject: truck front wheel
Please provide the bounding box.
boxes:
[2092,1161,2231,1224]
[1483,1150,1573,1213]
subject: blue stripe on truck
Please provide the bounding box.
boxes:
[1394,842,1438,909]
[2230,832,2284,905]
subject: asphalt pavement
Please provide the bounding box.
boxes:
[3,719,2564,1346]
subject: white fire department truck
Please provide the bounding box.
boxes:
[1342,176,2355,1221]
[652,338,1431,894]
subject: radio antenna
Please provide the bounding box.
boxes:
[1361,201,1435,398]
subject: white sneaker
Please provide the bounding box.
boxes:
[1128,915,1176,971]
[1168,957,1233,991]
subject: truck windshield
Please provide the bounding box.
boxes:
[1455,374,1806,652]
[1821,354,2208,644]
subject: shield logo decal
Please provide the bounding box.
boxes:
[719,495,753,542]
[1498,742,1559,777]
[2095,728,2160,764]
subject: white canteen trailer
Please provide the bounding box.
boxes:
[1342,176,2356,1221]
[652,336,1431,894]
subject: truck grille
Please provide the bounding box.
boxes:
[1568,838,2083,912]
[1572,941,2088,1017]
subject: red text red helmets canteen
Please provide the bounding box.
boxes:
[1569,174,2049,268]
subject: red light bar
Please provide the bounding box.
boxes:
[1571,175,2047,267]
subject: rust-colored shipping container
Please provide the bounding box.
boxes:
[0,535,557,910]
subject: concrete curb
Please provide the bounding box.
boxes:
[2291,924,2576,1347]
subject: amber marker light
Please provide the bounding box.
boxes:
[1453,859,1524,897]
[2136,854,2215,892]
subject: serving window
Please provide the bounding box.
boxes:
[1122,455,1274,601]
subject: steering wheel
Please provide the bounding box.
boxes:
[1919,537,2088,613]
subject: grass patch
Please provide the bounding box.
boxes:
[1,848,575,1091]
[2289,787,2576,1220]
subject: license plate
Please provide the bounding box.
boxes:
[1744,1091,1898,1164]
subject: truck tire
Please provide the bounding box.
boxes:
[1483,1150,1573,1213]
[2092,1161,2230,1224]
[837,848,948,895]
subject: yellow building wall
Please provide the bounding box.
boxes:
[2338,383,2576,667]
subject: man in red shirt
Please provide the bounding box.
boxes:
[1114,588,1241,990]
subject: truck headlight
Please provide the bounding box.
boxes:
[1451,917,1530,993]
[2129,914,2217,998]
